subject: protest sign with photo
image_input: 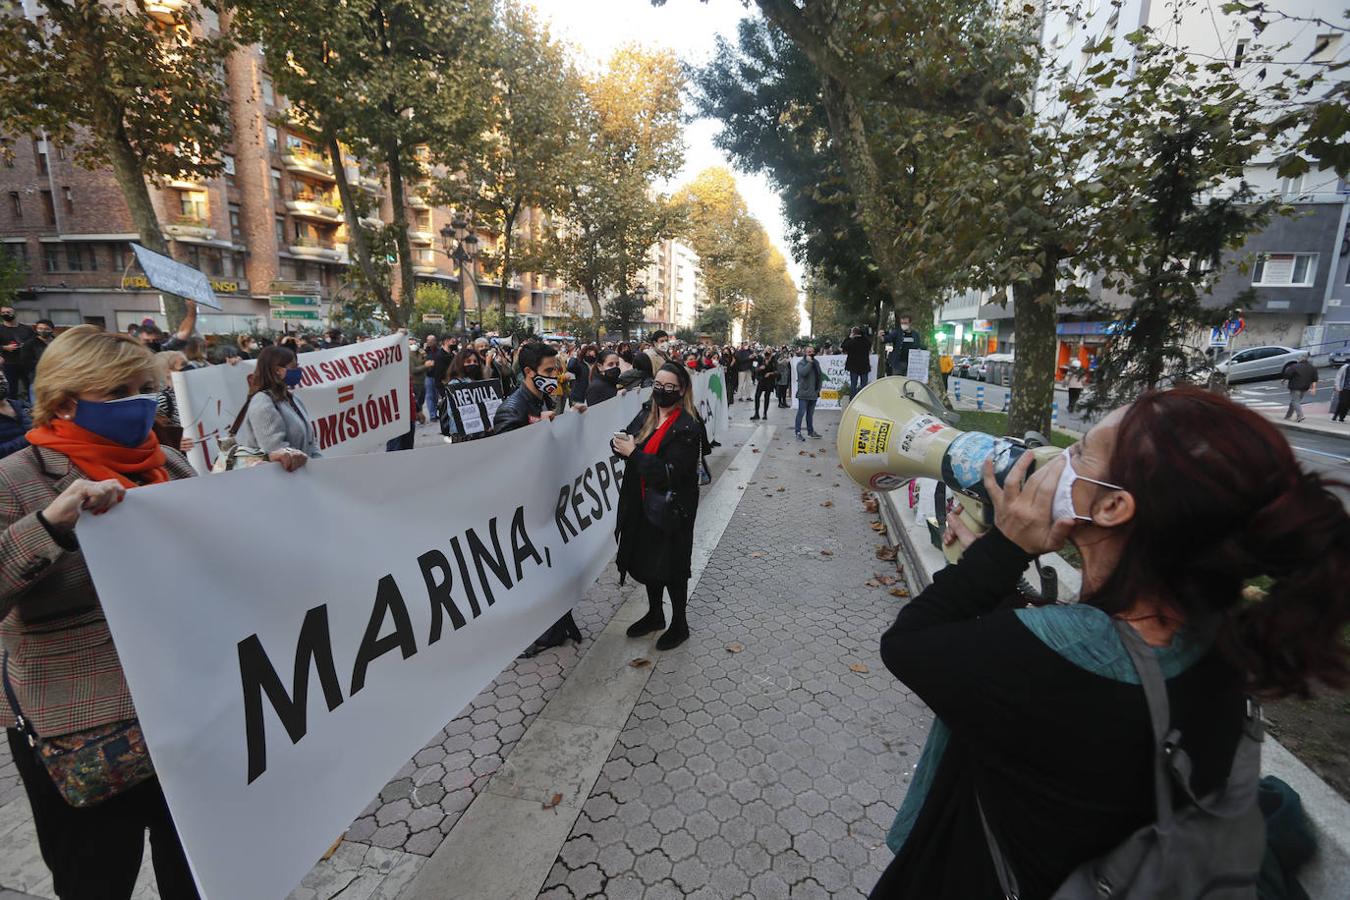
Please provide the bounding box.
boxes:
[172,333,409,474]
[78,391,646,900]
[444,378,504,436]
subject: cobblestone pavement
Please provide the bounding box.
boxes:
[538,406,927,899]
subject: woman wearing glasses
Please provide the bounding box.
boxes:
[610,363,702,650]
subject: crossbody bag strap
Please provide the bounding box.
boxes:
[1112,619,1175,827]
[976,790,1021,900]
[2,650,38,745]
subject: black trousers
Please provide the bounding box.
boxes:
[754,386,773,416]
[776,384,789,407]
[4,362,27,400]
[7,728,199,900]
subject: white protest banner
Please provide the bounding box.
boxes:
[905,349,932,381]
[816,353,879,410]
[77,392,645,900]
[173,333,409,474]
[691,366,730,445]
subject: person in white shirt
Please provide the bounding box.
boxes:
[1333,361,1349,423]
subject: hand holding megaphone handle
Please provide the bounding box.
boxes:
[941,498,989,563]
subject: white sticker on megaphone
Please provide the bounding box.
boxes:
[896,413,946,461]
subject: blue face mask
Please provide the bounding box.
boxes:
[73,396,158,447]
[283,367,304,388]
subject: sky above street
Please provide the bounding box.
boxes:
[528,0,808,315]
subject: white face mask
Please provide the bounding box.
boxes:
[1051,448,1123,523]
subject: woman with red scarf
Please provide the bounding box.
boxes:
[0,326,303,898]
[611,363,702,650]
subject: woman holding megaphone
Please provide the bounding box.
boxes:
[870,387,1350,899]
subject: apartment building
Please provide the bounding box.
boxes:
[639,238,704,333]
[0,6,470,334]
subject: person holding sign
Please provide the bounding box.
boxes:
[612,363,703,650]
[439,348,500,443]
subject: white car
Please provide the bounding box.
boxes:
[1214,345,1309,384]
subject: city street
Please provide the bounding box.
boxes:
[0,408,924,899]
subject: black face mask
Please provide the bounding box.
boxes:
[601,366,621,384]
[1,314,13,322]
[653,389,681,408]
[37,331,53,341]
[584,354,596,364]
[464,364,483,380]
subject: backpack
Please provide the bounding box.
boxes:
[979,619,1265,900]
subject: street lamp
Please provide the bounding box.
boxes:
[634,283,648,340]
[441,215,479,334]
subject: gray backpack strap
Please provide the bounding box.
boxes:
[1112,620,1175,828]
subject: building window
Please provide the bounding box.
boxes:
[285,134,306,152]
[1233,39,1248,67]
[274,216,286,245]
[266,126,279,152]
[109,243,128,271]
[1311,34,1342,63]
[222,154,236,185]
[34,139,47,175]
[261,75,275,106]
[1279,174,1305,198]
[1,242,27,266]
[270,168,282,197]
[179,190,207,220]
[204,248,223,276]
[39,190,55,225]
[1251,253,1317,286]
[62,186,73,214]
[43,245,59,273]
[8,192,20,219]
[54,143,65,161]
[66,244,84,272]
[185,245,202,270]
[229,203,242,241]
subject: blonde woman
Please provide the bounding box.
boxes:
[0,326,299,897]
[611,362,702,649]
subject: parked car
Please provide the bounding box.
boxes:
[1330,345,1350,367]
[1213,345,1309,384]
[954,356,975,377]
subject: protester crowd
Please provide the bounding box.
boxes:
[6,306,1344,900]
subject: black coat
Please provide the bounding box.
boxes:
[614,407,700,586]
[585,375,619,406]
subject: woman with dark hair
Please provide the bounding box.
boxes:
[232,345,320,461]
[871,387,1350,899]
[611,363,703,650]
[618,350,655,392]
[586,350,624,406]
[439,347,493,442]
[567,343,597,407]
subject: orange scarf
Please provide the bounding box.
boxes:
[26,420,170,488]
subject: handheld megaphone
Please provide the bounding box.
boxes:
[837,377,1062,562]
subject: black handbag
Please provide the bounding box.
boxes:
[643,462,684,533]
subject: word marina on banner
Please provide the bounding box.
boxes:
[238,455,626,783]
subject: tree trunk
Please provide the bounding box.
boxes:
[585,285,602,342]
[383,135,416,327]
[100,110,190,330]
[872,298,885,379]
[1008,260,1059,438]
[500,197,523,330]
[328,137,393,315]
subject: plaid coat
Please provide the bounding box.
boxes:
[0,444,196,737]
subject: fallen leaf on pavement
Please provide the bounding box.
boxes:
[752,448,760,453]
[776,487,786,492]
[863,500,880,513]
[726,642,744,653]
[820,500,834,507]
[876,545,898,561]
[848,663,870,674]
[322,837,343,861]
[833,482,840,487]
[799,450,810,456]
[870,522,887,534]
[874,573,899,586]
[821,549,834,556]
[750,551,765,558]
[629,658,652,668]
[543,792,563,811]
[864,580,881,588]
[889,588,910,598]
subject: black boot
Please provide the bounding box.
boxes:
[627,592,666,637]
[520,612,581,658]
[656,596,689,650]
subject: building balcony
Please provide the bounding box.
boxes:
[407,193,430,209]
[164,216,216,240]
[288,238,342,261]
[145,0,187,21]
[286,197,342,222]
[350,172,382,194]
[282,152,335,181]
[359,215,383,229]
[165,176,201,191]
[408,229,434,244]
[413,264,438,276]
